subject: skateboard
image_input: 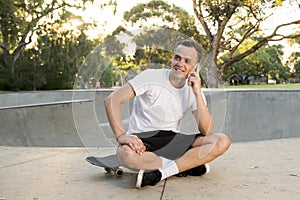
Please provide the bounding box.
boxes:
[86,154,123,177]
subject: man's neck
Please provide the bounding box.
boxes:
[169,71,186,89]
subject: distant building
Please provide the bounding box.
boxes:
[228,74,266,85]
[228,74,248,85]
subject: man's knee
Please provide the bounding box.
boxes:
[117,145,138,169]
[215,133,231,154]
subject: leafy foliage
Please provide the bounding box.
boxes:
[113,0,300,87]
[193,0,300,74]
[0,0,98,90]
[221,40,287,82]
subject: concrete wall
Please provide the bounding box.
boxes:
[225,89,300,142]
[0,89,299,147]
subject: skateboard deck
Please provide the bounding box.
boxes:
[86,154,123,177]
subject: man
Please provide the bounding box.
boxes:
[104,40,231,188]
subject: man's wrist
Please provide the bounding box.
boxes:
[116,134,125,142]
[195,91,204,99]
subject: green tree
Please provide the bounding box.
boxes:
[14,47,46,90]
[109,1,207,78]
[287,52,300,80]
[0,0,118,90]
[12,20,95,90]
[122,0,206,45]
[133,29,177,70]
[76,35,125,88]
[192,0,300,73]
[286,37,300,81]
[112,0,299,87]
[0,0,88,89]
[222,41,286,83]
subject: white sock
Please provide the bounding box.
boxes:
[160,156,172,168]
[159,160,179,180]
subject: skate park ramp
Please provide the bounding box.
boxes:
[0,89,300,147]
[1,90,300,200]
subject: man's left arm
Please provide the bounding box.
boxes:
[188,68,214,135]
[192,93,214,135]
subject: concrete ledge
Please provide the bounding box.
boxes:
[0,99,92,110]
[0,138,299,199]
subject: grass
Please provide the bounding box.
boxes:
[225,83,300,89]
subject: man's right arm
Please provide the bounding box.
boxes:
[104,83,135,140]
[104,83,145,154]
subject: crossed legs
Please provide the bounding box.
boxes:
[117,133,231,172]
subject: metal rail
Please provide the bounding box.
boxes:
[0,99,93,110]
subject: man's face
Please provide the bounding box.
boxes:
[171,45,199,79]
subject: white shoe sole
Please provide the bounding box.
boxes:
[136,170,145,189]
[204,163,210,174]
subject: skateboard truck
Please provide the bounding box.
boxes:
[104,167,123,177]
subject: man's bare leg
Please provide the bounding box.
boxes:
[118,133,230,172]
[117,145,163,170]
[175,133,231,172]
[135,133,230,188]
[118,133,230,188]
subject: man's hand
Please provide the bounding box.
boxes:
[117,134,146,155]
[188,64,201,95]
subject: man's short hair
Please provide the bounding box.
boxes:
[176,40,202,63]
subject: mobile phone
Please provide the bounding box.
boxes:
[187,64,200,79]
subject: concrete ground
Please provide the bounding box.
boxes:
[1,138,299,200]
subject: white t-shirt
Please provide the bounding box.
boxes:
[127,69,207,134]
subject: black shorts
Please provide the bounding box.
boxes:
[133,130,204,160]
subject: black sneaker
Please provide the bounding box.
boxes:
[136,169,162,188]
[176,163,210,177]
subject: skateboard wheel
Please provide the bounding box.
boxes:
[115,169,123,177]
[104,167,112,173]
